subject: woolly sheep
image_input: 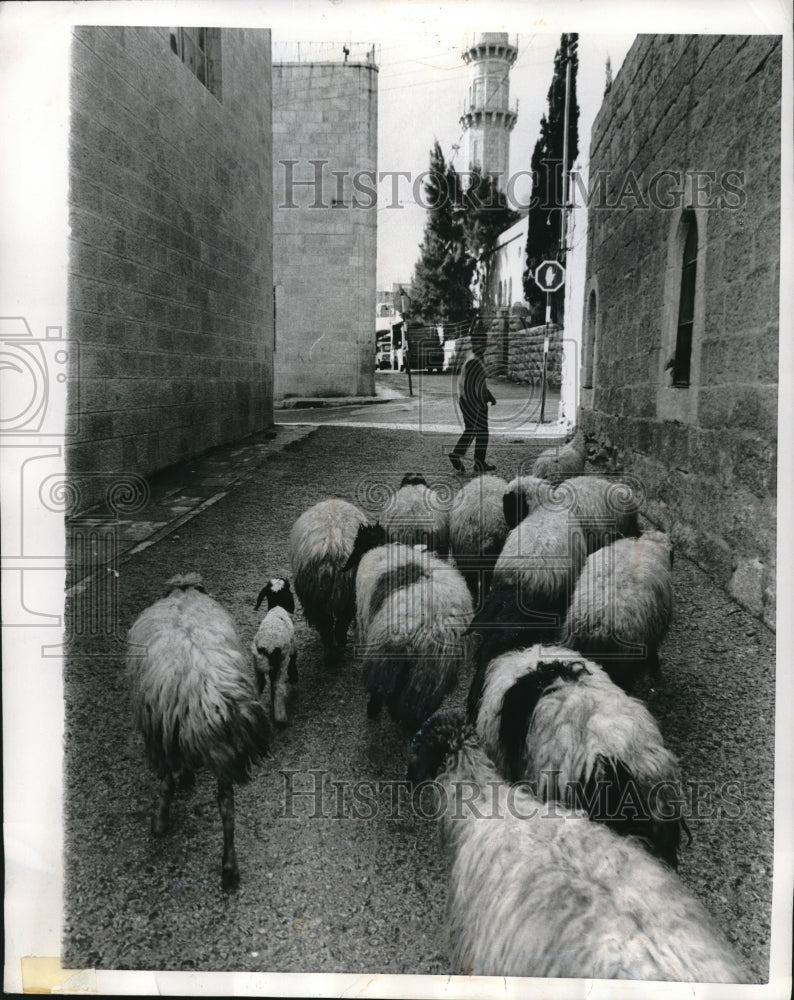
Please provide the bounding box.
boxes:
[531,428,586,483]
[406,710,748,982]
[126,573,270,890]
[288,497,369,664]
[346,523,473,730]
[562,529,674,689]
[448,473,509,601]
[503,474,641,553]
[474,645,686,866]
[382,473,450,555]
[252,577,297,727]
[491,503,587,623]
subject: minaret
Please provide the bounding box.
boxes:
[460,32,518,189]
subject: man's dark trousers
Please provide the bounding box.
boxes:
[452,399,489,465]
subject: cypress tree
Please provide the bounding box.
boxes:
[522,33,580,320]
[411,141,473,325]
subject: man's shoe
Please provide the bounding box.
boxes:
[474,461,496,473]
[449,455,465,472]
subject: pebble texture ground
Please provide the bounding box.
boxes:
[63,424,775,979]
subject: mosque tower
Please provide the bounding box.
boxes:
[460,33,518,189]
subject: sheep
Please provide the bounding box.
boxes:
[382,473,450,556]
[406,709,749,982]
[126,573,271,891]
[503,473,641,553]
[252,577,297,727]
[531,428,586,483]
[448,473,509,602]
[561,529,674,689]
[288,497,369,664]
[473,644,686,867]
[466,505,587,705]
[345,523,473,730]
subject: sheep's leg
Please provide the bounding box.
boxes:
[152,772,175,836]
[177,768,195,792]
[217,780,239,891]
[287,651,298,684]
[272,666,289,727]
[333,610,354,650]
[366,692,383,718]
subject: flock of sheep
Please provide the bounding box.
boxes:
[125,430,749,982]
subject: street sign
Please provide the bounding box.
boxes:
[534,260,566,293]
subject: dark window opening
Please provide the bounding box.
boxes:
[672,212,697,387]
[169,28,222,100]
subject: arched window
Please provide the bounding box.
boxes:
[583,289,597,389]
[672,211,697,387]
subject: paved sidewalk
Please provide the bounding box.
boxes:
[67,425,317,592]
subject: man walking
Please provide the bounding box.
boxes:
[449,332,497,474]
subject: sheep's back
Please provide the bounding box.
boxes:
[565,535,673,653]
[443,781,748,982]
[527,659,680,795]
[127,590,269,781]
[383,485,449,552]
[449,474,509,559]
[289,498,367,621]
[355,543,422,636]
[493,507,586,606]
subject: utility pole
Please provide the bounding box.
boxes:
[560,35,573,259]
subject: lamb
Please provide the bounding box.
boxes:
[448,473,509,601]
[382,473,450,556]
[126,573,270,890]
[345,523,473,731]
[406,709,749,982]
[503,473,641,553]
[288,497,369,664]
[531,428,586,483]
[252,577,297,727]
[561,529,674,689]
[473,644,686,867]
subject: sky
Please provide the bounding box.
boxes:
[371,30,635,289]
[271,21,636,291]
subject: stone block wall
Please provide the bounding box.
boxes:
[581,34,780,627]
[272,61,378,399]
[67,26,274,505]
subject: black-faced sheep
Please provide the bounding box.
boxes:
[406,709,748,982]
[288,497,369,664]
[126,573,271,891]
[503,473,641,553]
[382,473,450,556]
[561,529,674,689]
[473,644,686,867]
[345,523,473,731]
[252,577,297,727]
[448,473,509,602]
[531,428,586,483]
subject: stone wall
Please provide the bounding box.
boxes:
[581,34,781,627]
[272,61,378,399]
[67,26,274,505]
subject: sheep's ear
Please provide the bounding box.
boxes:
[254,584,270,611]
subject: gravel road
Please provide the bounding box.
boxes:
[62,424,775,980]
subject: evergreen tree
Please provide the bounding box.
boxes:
[411,141,473,325]
[522,33,579,320]
[461,168,520,307]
